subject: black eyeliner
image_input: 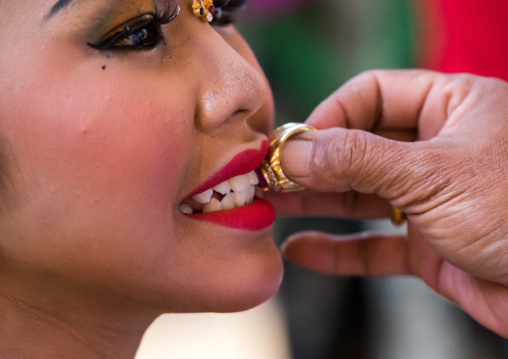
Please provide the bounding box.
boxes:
[88,13,158,50]
[87,0,180,52]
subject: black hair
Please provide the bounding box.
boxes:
[212,0,252,25]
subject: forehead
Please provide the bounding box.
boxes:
[45,0,137,19]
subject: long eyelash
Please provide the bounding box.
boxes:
[87,0,180,51]
[157,0,181,25]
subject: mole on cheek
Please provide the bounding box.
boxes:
[102,65,107,70]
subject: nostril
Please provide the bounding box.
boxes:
[232,109,248,117]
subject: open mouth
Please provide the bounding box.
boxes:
[179,170,264,214]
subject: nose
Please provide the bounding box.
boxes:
[188,24,267,133]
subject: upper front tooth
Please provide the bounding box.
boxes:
[248,171,259,185]
[192,189,213,204]
[213,180,231,195]
[228,174,252,192]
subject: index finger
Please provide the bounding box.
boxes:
[306,70,451,138]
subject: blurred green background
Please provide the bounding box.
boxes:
[240,0,415,125]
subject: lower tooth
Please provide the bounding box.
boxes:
[179,204,194,214]
[203,198,222,213]
[221,193,236,210]
[234,190,249,207]
[248,186,255,204]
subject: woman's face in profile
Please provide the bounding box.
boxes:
[0,0,281,313]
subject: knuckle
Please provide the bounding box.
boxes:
[343,130,370,174]
[443,74,508,115]
[357,69,382,80]
[323,129,369,179]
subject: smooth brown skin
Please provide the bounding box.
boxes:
[0,0,282,358]
[271,70,508,338]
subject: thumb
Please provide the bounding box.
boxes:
[280,127,447,204]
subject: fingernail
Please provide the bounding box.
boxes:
[280,140,313,178]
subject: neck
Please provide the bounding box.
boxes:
[0,283,158,359]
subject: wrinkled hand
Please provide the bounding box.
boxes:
[271,70,508,337]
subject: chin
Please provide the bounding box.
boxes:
[158,241,284,314]
[214,251,284,313]
[213,234,284,313]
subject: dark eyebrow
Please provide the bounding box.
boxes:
[46,0,76,19]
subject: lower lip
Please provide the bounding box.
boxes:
[185,199,275,231]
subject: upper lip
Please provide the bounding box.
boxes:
[186,140,269,199]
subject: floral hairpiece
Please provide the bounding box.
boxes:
[192,0,216,23]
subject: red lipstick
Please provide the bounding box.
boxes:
[184,140,275,231]
[188,140,269,199]
[190,199,275,231]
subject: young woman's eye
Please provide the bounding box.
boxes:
[88,4,180,52]
[88,14,163,51]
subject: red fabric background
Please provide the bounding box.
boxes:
[423,0,508,81]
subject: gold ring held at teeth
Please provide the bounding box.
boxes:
[391,206,406,226]
[258,123,317,192]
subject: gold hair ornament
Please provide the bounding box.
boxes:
[192,0,215,22]
[258,123,317,193]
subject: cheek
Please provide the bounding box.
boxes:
[3,64,196,241]
[0,65,205,296]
